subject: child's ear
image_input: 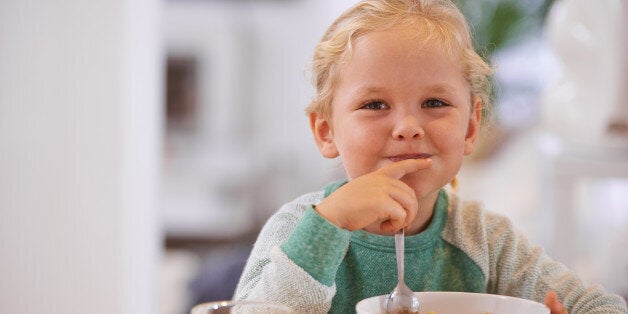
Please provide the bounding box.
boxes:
[309,112,339,158]
[463,96,482,155]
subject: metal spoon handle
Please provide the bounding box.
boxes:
[395,229,404,283]
[387,228,419,313]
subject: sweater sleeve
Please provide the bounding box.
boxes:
[442,196,628,313]
[488,216,626,313]
[282,206,352,286]
[233,192,351,313]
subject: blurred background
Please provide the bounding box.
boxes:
[1,0,626,314]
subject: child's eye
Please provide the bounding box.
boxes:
[360,100,389,110]
[422,99,449,108]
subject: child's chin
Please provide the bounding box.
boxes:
[400,172,426,187]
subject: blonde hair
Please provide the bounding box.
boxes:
[305,0,493,121]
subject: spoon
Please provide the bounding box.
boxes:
[386,228,420,314]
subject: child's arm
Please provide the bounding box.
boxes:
[443,202,628,313]
[234,159,430,311]
[233,192,350,313]
[481,210,627,313]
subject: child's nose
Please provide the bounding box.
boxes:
[392,115,424,140]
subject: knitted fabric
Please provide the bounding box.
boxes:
[234,181,628,313]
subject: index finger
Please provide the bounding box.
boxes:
[377,158,432,179]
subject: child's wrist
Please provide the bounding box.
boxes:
[312,203,344,230]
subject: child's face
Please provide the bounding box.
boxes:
[312,26,481,199]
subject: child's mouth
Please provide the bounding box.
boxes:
[388,154,432,162]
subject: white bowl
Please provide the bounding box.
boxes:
[356,291,549,314]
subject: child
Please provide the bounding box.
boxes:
[234,0,628,313]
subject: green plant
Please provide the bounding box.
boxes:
[454,0,556,58]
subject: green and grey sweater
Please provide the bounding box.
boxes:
[234,181,627,313]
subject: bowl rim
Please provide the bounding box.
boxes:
[355,291,549,313]
[190,300,293,314]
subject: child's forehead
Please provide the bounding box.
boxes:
[349,25,459,64]
[338,38,467,93]
[351,23,458,56]
[333,27,470,99]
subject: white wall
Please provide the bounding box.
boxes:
[0,0,162,313]
[160,0,356,238]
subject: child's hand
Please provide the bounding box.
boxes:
[314,158,431,233]
[545,290,568,314]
